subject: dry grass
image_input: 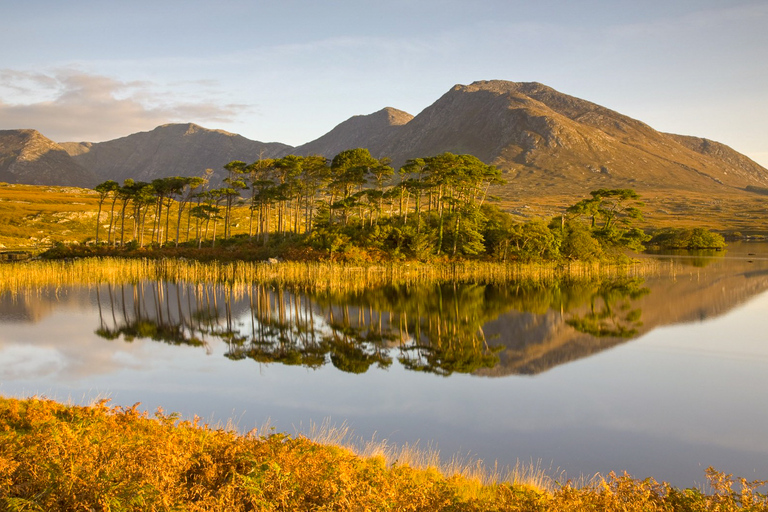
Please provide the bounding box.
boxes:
[0,183,99,250]
[0,257,671,297]
[303,419,556,491]
[498,188,768,236]
[2,183,766,252]
[2,396,766,511]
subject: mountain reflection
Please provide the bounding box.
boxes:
[90,278,653,376]
[3,245,767,377]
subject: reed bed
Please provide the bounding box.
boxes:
[0,257,679,296]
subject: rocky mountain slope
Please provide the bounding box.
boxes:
[308,80,768,196]
[293,107,413,159]
[60,123,291,184]
[0,130,95,187]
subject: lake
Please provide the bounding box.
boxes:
[1,243,767,489]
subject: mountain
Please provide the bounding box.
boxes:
[293,107,413,158]
[301,80,768,196]
[2,80,767,202]
[61,123,291,184]
[0,130,95,187]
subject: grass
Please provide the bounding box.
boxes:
[1,183,766,252]
[0,183,99,250]
[498,188,768,236]
[1,396,766,511]
[0,257,672,296]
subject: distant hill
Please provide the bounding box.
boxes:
[60,123,291,184]
[293,107,413,159]
[0,130,95,187]
[301,80,768,196]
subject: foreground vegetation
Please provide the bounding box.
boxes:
[1,396,765,511]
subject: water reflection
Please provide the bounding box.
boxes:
[3,243,768,380]
[644,248,727,268]
[86,278,658,376]
[3,246,768,488]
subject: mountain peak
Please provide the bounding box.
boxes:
[375,107,414,126]
[155,122,237,138]
[0,129,95,186]
[65,124,290,184]
[293,107,413,158]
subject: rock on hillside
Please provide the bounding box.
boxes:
[293,107,413,158]
[0,130,96,187]
[62,123,292,184]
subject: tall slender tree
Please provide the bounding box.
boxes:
[94,180,119,244]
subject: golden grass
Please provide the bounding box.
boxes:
[2,396,766,511]
[303,419,556,491]
[0,257,676,296]
[1,182,766,252]
[0,183,99,249]
[499,188,768,235]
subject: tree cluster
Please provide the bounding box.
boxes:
[93,149,651,262]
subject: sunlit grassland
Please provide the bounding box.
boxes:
[1,396,766,511]
[497,188,768,236]
[0,256,681,296]
[0,183,99,249]
[0,183,254,251]
[1,183,766,252]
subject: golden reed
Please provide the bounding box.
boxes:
[0,257,679,295]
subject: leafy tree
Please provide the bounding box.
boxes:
[508,219,559,261]
[560,221,604,261]
[481,205,517,261]
[300,155,331,233]
[273,155,304,234]
[648,227,726,250]
[244,157,275,240]
[329,149,379,226]
[567,189,649,253]
[173,176,207,245]
[116,179,136,247]
[94,180,119,244]
[222,161,248,239]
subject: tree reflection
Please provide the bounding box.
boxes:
[565,279,649,338]
[93,275,649,375]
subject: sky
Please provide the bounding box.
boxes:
[1,0,767,167]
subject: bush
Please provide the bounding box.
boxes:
[648,227,726,250]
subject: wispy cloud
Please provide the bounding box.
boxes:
[0,69,250,142]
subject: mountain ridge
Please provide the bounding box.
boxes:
[0,129,95,187]
[1,80,766,202]
[60,123,291,185]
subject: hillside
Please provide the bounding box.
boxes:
[293,107,413,158]
[305,80,768,197]
[0,130,96,187]
[61,123,291,184]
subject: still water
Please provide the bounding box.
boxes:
[1,243,768,488]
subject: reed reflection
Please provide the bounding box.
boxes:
[92,278,650,376]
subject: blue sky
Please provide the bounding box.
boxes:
[1,0,767,166]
